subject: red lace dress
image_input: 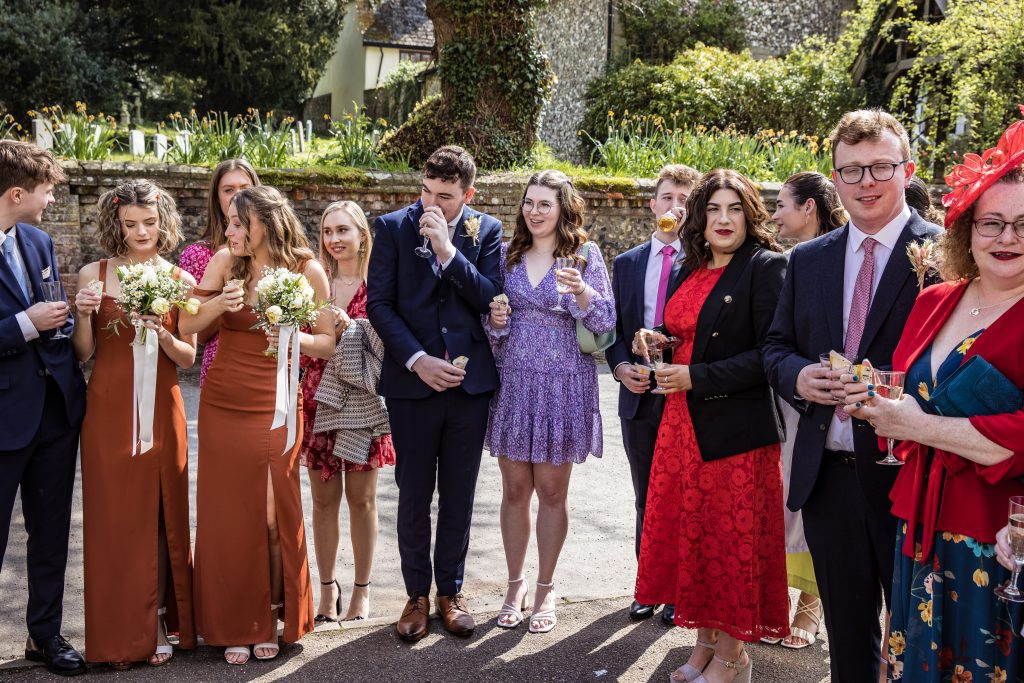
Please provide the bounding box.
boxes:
[299,283,395,481]
[634,266,789,642]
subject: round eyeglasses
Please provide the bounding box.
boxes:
[835,160,909,184]
[522,199,555,215]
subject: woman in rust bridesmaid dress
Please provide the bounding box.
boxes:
[72,181,197,669]
[180,185,335,665]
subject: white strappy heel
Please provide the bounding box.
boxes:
[496,577,529,629]
[253,603,283,661]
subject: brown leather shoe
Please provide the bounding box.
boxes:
[395,596,430,642]
[436,593,475,637]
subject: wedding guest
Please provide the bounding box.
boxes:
[762,171,845,650]
[178,159,260,386]
[180,186,335,664]
[300,201,395,623]
[845,113,1024,680]
[72,180,197,668]
[763,109,941,682]
[486,170,615,633]
[0,140,87,676]
[634,169,788,681]
[606,163,699,624]
[367,146,502,642]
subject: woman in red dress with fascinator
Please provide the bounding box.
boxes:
[846,105,1024,681]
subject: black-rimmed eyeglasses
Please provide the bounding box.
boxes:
[835,160,909,184]
[974,218,1024,239]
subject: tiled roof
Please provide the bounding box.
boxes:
[363,0,434,49]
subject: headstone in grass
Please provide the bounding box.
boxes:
[176,131,191,156]
[129,130,145,157]
[306,120,312,145]
[33,119,53,150]
[290,129,297,155]
[154,134,168,160]
[295,121,305,152]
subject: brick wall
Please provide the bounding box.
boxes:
[44,161,783,292]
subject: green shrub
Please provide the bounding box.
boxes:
[617,0,746,65]
[582,42,863,154]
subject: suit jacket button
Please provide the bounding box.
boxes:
[819,423,827,431]
[37,369,46,377]
[711,331,719,337]
[440,297,446,303]
[441,327,448,334]
[724,295,733,303]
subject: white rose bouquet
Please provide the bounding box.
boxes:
[110,260,200,342]
[251,266,322,357]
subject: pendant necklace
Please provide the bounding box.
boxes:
[970,288,1024,316]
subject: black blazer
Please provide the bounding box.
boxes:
[762,210,942,513]
[665,239,786,461]
[605,240,683,419]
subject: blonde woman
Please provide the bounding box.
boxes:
[73,180,197,668]
[180,186,334,665]
[301,201,395,623]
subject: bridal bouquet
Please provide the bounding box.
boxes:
[112,260,199,342]
[252,266,324,456]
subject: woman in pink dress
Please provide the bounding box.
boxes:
[178,159,260,386]
[300,201,395,623]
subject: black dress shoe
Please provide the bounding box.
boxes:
[25,635,87,676]
[661,604,676,626]
[628,600,658,620]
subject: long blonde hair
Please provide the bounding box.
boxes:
[319,201,372,283]
[228,186,314,285]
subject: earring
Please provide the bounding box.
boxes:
[358,243,366,255]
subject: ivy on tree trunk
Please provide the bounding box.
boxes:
[380,0,554,169]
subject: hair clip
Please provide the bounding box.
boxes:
[112,196,119,205]
[155,193,161,201]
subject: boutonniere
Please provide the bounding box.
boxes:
[906,238,938,292]
[463,216,481,247]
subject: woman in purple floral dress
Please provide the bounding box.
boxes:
[178,159,260,386]
[485,170,615,633]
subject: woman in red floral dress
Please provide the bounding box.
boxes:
[634,170,789,682]
[300,201,395,623]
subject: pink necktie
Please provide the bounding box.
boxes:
[653,245,677,327]
[836,237,877,422]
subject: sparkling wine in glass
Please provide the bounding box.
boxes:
[552,257,573,312]
[40,281,69,339]
[874,370,906,465]
[414,235,433,259]
[995,497,1024,603]
[644,332,667,393]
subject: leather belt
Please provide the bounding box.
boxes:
[825,449,856,467]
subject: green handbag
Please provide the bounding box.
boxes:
[575,242,616,354]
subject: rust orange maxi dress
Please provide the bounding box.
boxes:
[80,260,196,663]
[192,288,314,647]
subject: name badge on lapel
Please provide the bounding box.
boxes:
[41,266,51,280]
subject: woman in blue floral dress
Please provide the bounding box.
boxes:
[484,170,615,634]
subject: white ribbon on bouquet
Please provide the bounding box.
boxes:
[270,324,300,455]
[131,321,159,455]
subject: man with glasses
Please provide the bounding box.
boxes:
[764,110,941,682]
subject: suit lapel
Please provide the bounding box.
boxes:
[19,231,44,302]
[819,227,849,352]
[450,208,471,257]
[632,242,651,330]
[691,240,756,359]
[856,217,920,358]
[0,230,30,307]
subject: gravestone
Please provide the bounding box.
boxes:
[129,130,145,157]
[33,120,53,149]
[154,134,168,160]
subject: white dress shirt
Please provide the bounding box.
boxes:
[825,203,911,451]
[1,226,40,342]
[406,206,466,371]
[643,234,683,330]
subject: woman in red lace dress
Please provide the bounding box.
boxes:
[634,170,789,682]
[300,201,395,623]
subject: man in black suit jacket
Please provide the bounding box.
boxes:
[764,110,941,682]
[0,141,87,676]
[367,146,502,642]
[606,164,699,623]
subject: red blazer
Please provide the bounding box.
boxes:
[889,281,1024,560]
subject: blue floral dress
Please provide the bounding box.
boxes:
[888,329,1024,682]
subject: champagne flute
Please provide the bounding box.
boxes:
[414,235,433,258]
[40,281,69,339]
[644,332,667,393]
[873,370,906,465]
[552,257,573,312]
[995,496,1024,603]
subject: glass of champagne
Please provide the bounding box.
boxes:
[645,332,666,393]
[552,257,573,312]
[40,281,69,339]
[873,369,906,465]
[995,496,1024,603]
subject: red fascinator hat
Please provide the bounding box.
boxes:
[942,104,1024,228]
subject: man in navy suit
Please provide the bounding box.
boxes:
[367,146,502,642]
[0,141,87,675]
[606,164,699,624]
[763,110,941,682]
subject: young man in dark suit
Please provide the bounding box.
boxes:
[367,145,502,642]
[0,140,87,676]
[763,110,942,682]
[605,164,699,624]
